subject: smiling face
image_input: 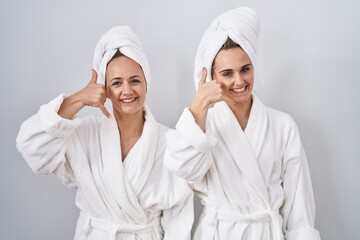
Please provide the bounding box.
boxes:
[105,55,147,118]
[212,47,254,106]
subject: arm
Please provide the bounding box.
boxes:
[16,70,109,187]
[164,68,226,182]
[161,184,194,240]
[16,94,81,187]
[280,119,321,240]
[189,67,224,131]
[164,108,217,183]
[58,69,110,119]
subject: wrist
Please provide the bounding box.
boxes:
[190,95,209,113]
[70,91,86,107]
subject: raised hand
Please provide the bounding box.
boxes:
[80,70,111,118]
[189,67,227,131]
[58,69,111,119]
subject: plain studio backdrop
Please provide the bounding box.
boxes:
[1,0,359,239]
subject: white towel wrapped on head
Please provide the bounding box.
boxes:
[194,7,263,91]
[93,26,151,88]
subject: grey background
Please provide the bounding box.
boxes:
[1,0,359,239]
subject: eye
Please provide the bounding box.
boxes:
[111,81,121,87]
[130,79,141,85]
[221,71,233,77]
[240,66,252,74]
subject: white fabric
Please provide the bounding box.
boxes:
[194,7,263,91]
[16,95,193,240]
[92,26,151,88]
[164,95,321,240]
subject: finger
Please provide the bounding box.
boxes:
[98,103,111,118]
[198,67,207,88]
[90,69,98,83]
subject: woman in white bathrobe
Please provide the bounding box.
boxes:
[164,7,321,240]
[16,26,193,240]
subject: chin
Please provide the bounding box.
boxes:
[230,95,252,105]
[114,105,143,116]
[123,107,143,115]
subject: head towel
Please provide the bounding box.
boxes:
[194,7,263,91]
[93,26,151,88]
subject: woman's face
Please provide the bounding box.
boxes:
[105,56,147,117]
[212,47,254,106]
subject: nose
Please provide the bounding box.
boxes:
[122,82,134,95]
[234,73,245,85]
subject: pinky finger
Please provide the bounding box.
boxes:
[98,104,111,118]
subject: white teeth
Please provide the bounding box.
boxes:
[121,97,136,103]
[233,86,246,92]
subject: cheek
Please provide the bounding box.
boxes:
[216,78,230,89]
[107,88,120,98]
[214,73,225,84]
[137,85,147,96]
[139,89,147,100]
[248,76,255,87]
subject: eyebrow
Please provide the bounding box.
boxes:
[129,75,141,79]
[110,75,142,82]
[218,63,252,73]
[241,63,252,69]
[110,77,122,82]
[241,63,252,68]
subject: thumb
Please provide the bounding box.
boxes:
[90,69,98,83]
[198,67,207,88]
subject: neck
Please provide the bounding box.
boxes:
[114,109,145,138]
[227,96,253,130]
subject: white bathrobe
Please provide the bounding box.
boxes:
[16,95,193,240]
[164,95,321,240]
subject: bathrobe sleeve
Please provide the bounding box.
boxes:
[164,108,217,183]
[16,94,81,188]
[161,185,194,240]
[280,117,321,240]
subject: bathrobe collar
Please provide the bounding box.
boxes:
[212,94,269,205]
[99,105,158,224]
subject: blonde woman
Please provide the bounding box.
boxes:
[16,26,193,240]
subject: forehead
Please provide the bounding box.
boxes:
[214,47,251,69]
[106,56,144,77]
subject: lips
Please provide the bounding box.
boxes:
[120,97,137,104]
[231,84,248,94]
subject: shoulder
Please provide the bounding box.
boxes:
[157,123,170,143]
[266,106,298,129]
[153,122,170,157]
[157,122,170,136]
[264,106,302,146]
[265,106,304,152]
[75,115,102,137]
[77,115,101,128]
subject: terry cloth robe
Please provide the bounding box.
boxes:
[16,95,193,240]
[164,94,321,240]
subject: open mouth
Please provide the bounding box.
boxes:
[231,85,248,94]
[120,97,138,104]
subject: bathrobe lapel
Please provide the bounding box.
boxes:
[123,107,158,196]
[244,95,268,160]
[212,97,269,204]
[99,110,151,224]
